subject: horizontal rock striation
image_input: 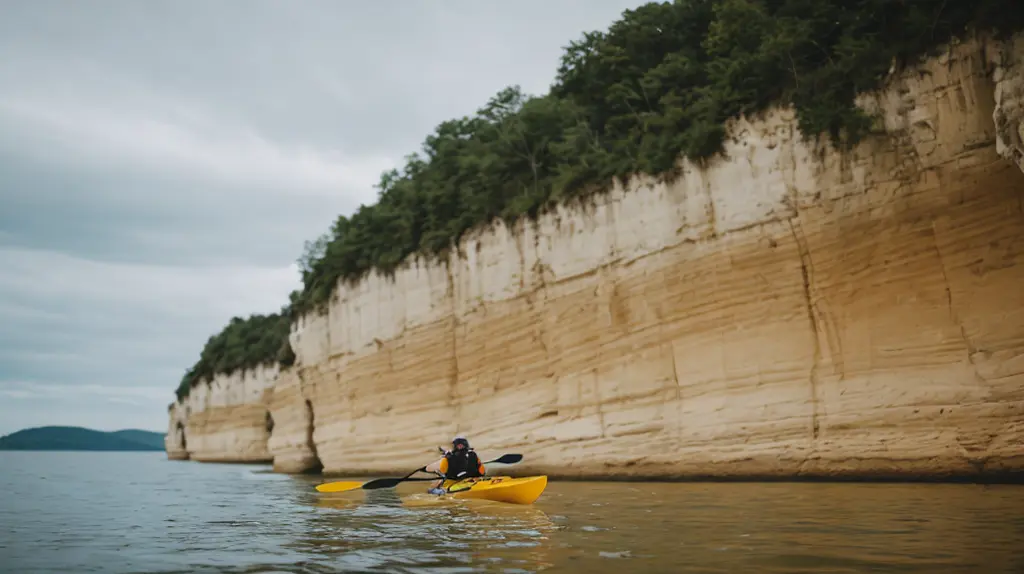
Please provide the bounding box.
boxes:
[169,33,1024,481]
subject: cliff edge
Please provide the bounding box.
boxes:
[167,26,1024,481]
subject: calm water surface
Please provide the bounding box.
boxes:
[1,452,1022,573]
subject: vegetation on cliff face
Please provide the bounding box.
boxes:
[175,307,295,401]
[174,0,1024,400]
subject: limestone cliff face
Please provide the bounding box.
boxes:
[165,365,278,462]
[170,33,1024,480]
[996,34,1024,174]
[165,403,188,460]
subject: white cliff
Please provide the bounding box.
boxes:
[170,32,1024,480]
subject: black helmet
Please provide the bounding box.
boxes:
[452,436,470,451]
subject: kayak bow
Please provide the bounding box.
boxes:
[442,475,547,505]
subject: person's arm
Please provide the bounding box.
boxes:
[424,457,446,475]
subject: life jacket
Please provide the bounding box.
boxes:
[443,448,483,480]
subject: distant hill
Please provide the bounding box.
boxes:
[0,426,166,451]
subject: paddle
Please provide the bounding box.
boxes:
[362,453,522,490]
[315,453,523,493]
[314,462,430,493]
[314,480,365,493]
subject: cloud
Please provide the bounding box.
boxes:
[0,246,298,435]
[0,246,298,315]
[0,94,394,197]
[1,381,171,403]
[0,0,648,436]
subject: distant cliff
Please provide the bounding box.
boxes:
[1,427,165,451]
[167,2,1024,481]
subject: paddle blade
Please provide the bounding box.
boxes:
[488,453,523,465]
[361,477,406,490]
[315,481,365,493]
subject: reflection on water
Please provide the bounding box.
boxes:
[301,488,559,572]
[0,452,1022,573]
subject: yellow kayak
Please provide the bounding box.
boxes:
[440,475,547,505]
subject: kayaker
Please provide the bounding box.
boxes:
[424,436,485,495]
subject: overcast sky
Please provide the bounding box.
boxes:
[0,0,647,436]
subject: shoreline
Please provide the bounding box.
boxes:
[312,469,1024,486]
[155,453,1024,484]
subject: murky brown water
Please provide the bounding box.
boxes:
[1,452,1022,573]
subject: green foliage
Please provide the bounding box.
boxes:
[177,0,1024,398]
[175,306,294,401]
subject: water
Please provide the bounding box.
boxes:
[1,452,1022,573]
